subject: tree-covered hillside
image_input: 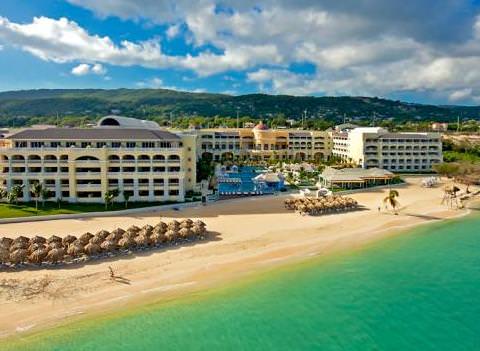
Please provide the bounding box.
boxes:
[0,89,479,127]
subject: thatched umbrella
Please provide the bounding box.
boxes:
[180,219,193,229]
[126,225,141,235]
[48,241,63,250]
[67,243,84,257]
[192,225,206,237]
[79,232,94,245]
[0,247,9,264]
[122,230,137,240]
[28,248,48,264]
[95,230,110,240]
[13,236,29,245]
[134,234,150,247]
[111,228,125,237]
[105,232,121,243]
[142,224,154,235]
[100,240,117,252]
[178,227,193,239]
[9,241,29,252]
[150,232,166,245]
[28,242,46,254]
[194,220,206,228]
[29,235,47,245]
[0,237,13,248]
[167,220,180,230]
[90,235,104,245]
[62,235,77,246]
[154,222,167,233]
[47,235,62,244]
[9,249,28,265]
[84,243,101,256]
[118,237,136,250]
[46,248,65,264]
[165,229,178,242]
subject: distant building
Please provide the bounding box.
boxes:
[331,127,442,172]
[195,122,332,162]
[318,166,395,189]
[431,122,448,132]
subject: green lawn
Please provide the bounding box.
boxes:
[0,201,179,219]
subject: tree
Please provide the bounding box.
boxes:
[40,188,51,207]
[122,191,131,209]
[104,188,119,210]
[0,187,7,202]
[30,182,43,211]
[383,189,400,214]
[8,185,24,205]
[433,163,460,178]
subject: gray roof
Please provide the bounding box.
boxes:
[320,167,394,182]
[7,128,180,141]
[97,115,160,129]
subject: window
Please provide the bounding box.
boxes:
[81,142,91,148]
[169,189,179,196]
[111,142,121,148]
[31,142,45,148]
[50,142,61,147]
[126,142,136,148]
[142,142,155,148]
[66,142,76,147]
[96,142,107,148]
[154,190,164,196]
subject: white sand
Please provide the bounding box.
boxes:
[0,177,475,339]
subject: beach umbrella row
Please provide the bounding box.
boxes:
[284,196,359,216]
[0,219,208,267]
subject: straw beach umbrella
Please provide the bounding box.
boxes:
[46,248,65,264]
[29,235,47,245]
[150,232,166,245]
[28,242,46,254]
[62,235,77,247]
[47,235,62,244]
[9,249,28,265]
[118,237,135,250]
[154,222,168,233]
[180,219,193,229]
[0,237,13,250]
[48,241,63,250]
[0,247,9,264]
[9,241,29,252]
[90,235,104,245]
[165,229,178,242]
[67,243,84,257]
[95,230,110,240]
[79,232,94,245]
[84,243,101,256]
[101,240,117,252]
[29,248,48,264]
[168,220,180,231]
[134,234,150,248]
[178,227,193,239]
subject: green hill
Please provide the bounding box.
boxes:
[0,88,478,127]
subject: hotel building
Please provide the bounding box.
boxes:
[332,127,442,172]
[195,122,332,162]
[0,116,196,203]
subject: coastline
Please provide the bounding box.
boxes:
[0,177,478,343]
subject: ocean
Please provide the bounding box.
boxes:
[5,214,480,350]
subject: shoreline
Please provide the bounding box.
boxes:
[0,177,478,343]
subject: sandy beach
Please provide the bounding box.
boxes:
[0,177,476,340]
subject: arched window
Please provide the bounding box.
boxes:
[153,155,165,161]
[44,155,57,161]
[76,156,100,161]
[11,155,25,161]
[122,155,135,161]
[28,155,41,161]
[168,155,180,161]
[138,155,150,161]
[108,155,120,161]
[99,117,120,126]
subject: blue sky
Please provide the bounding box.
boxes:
[1,0,480,105]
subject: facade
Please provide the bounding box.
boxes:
[195,122,332,162]
[0,116,196,203]
[332,127,442,172]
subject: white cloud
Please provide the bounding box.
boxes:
[71,62,107,76]
[449,88,473,102]
[71,63,90,76]
[2,0,480,102]
[91,63,106,75]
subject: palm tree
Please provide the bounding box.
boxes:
[8,184,24,205]
[0,187,7,202]
[30,182,43,211]
[40,188,51,208]
[104,188,119,210]
[383,189,400,214]
[122,191,131,209]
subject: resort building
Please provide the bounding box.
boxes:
[318,166,395,189]
[195,122,332,162]
[332,127,442,172]
[0,116,196,203]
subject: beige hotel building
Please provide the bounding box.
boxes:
[0,116,196,203]
[195,122,332,162]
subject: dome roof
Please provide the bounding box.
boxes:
[254,122,269,130]
[97,115,160,129]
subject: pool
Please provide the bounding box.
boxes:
[218,166,281,196]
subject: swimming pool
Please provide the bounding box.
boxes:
[218,167,280,195]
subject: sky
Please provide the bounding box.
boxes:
[0,0,480,105]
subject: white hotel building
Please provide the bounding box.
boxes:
[332,127,442,172]
[0,116,197,203]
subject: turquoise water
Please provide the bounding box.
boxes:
[6,214,480,350]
